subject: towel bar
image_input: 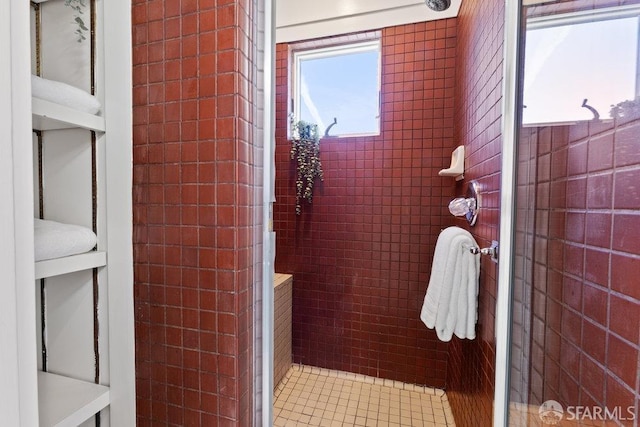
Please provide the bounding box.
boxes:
[468,240,499,263]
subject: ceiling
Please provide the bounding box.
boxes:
[276,0,463,43]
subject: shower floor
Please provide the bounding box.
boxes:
[274,364,456,426]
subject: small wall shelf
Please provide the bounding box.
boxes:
[32,98,106,133]
[38,371,110,427]
[35,251,107,280]
[439,145,465,181]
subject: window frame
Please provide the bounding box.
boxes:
[290,39,382,138]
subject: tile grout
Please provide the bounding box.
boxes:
[274,364,456,426]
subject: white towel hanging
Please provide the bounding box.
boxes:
[420,226,480,342]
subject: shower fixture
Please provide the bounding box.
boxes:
[425,0,451,12]
[448,181,480,226]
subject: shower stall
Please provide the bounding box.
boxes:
[497,1,640,425]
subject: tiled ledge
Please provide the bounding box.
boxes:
[274,273,293,288]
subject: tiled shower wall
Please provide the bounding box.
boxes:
[448,2,640,426]
[274,19,458,387]
[445,0,504,424]
[527,117,640,417]
[522,0,640,417]
[131,0,263,424]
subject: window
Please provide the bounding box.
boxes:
[523,6,640,125]
[292,40,381,137]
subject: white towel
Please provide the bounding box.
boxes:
[31,75,102,115]
[34,218,97,262]
[420,226,480,342]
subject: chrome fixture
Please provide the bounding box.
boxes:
[468,240,499,263]
[448,181,481,226]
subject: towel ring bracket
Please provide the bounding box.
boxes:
[469,240,499,263]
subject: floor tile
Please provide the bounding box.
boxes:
[274,364,456,426]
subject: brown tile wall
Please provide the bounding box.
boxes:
[131,0,262,425]
[512,1,640,424]
[527,116,640,419]
[510,126,538,409]
[129,0,640,424]
[445,0,504,424]
[273,19,458,387]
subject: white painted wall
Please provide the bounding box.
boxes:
[276,0,462,42]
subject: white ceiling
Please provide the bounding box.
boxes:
[276,0,463,43]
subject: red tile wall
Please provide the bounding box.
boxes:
[513,1,640,424]
[527,116,640,418]
[132,0,262,425]
[273,19,458,387]
[508,126,537,413]
[449,1,640,425]
[445,0,504,424]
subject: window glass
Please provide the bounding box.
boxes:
[523,13,639,125]
[293,41,381,137]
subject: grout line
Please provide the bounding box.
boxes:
[274,364,456,426]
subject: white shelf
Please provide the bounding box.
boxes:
[38,371,110,427]
[35,251,107,279]
[32,97,106,132]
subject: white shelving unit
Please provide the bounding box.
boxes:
[0,0,134,425]
[32,97,106,132]
[33,90,110,423]
[38,372,110,427]
[31,0,111,422]
[32,97,107,283]
[35,251,107,280]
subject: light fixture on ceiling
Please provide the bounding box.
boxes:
[425,0,451,12]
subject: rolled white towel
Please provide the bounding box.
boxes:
[31,75,101,115]
[34,218,97,262]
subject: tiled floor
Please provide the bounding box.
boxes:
[274,364,456,426]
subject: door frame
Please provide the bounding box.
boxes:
[261,0,276,424]
[494,0,523,425]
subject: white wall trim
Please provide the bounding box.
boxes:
[1,0,39,425]
[262,0,276,424]
[103,0,136,424]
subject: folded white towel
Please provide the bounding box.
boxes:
[34,218,97,262]
[420,226,480,342]
[31,75,101,115]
